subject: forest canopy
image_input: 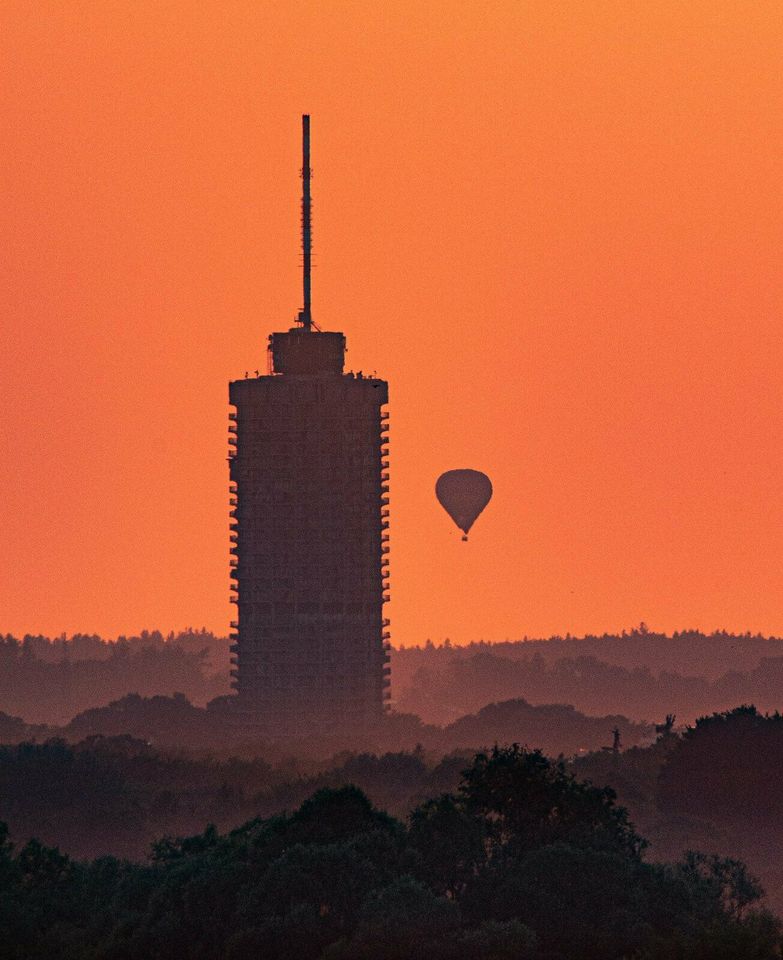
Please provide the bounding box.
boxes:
[2,744,781,960]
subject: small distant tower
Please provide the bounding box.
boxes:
[227,116,391,731]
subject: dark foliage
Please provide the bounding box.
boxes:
[1,748,780,959]
[575,707,783,917]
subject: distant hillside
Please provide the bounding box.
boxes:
[393,626,783,687]
[392,627,783,724]
[0,629,229,724]
[4,626,783,729]
[0,691,650,762]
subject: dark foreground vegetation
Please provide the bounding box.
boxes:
[3,744,781,960]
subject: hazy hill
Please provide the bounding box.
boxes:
[4,626,783,730]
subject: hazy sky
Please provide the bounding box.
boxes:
[2,1,782,643]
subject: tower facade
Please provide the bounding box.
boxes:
[227,118,391,731]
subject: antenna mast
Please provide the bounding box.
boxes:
[300,114,312,330]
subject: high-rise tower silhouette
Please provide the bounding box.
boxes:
[227,116,391,730]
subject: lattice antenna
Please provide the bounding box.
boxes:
[299,114,312,330]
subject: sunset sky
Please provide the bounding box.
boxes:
[2,1,782,644]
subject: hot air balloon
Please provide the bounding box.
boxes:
[435,469,493,541]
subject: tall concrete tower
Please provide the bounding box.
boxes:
[227,116,391,731]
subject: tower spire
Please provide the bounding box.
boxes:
[299,114,312,331]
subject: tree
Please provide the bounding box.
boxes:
[459,744,644,858]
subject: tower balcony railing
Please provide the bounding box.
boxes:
[229,644,239,654]
[382,631,391,641]
[382,618,391,628]
[229,620,238,629]
[381,459,390,469]
[382,592,390,603]
[381,472,390,482]
[229,595,238,604]
[228,412,237,421]
[381,545,390,555]
[228,424,238,435]
[229,495,238,506]
[381,495,390,506]
[381,533,390,542]
[381,507,390,518]
[230,668,239,678]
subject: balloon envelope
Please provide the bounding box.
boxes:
[435,469,493,538]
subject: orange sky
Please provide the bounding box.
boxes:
[2,1,782,644]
